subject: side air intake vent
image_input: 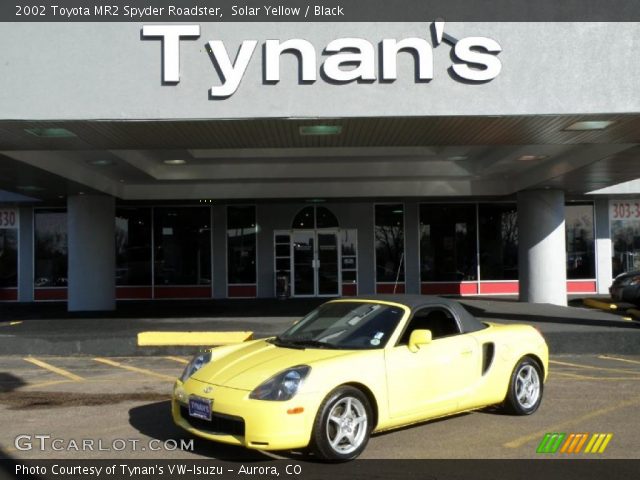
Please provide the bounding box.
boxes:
[482,343,495,375]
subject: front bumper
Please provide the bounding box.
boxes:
[172,379,321,451]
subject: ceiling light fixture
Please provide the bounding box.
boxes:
[447,155,468,161]
[89,159,114,166]
[299,125,342,136]
[163,159,187,165]
[17,185,44,192]
[517,154,549,161]
[24,127,76,138]
[564,120,615,131]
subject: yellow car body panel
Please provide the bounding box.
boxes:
[172,298,548,451]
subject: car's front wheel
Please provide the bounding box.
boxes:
[311,386,372,461]
[504,356,543,415]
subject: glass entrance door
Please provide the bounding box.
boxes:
[291,230,340,297]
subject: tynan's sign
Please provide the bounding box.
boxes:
[142,22,502,98]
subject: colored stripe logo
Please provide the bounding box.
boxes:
[536,433,613,454]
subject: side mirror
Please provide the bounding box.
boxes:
[408,329,432,352]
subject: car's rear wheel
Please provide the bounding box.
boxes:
[311,386,372,461]
[504,356,543,415]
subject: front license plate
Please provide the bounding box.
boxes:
[188,396,212,421]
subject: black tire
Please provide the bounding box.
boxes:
[503,356,544,415]
[311,386,373,461]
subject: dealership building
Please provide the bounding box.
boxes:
[1,21,640,311]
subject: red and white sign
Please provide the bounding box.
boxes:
[0,208,18,228]
[610,200,640,220]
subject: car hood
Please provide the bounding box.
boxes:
[190,339,353,391]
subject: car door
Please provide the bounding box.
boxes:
[384,306,481,420]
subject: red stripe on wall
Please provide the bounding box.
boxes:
[34,288,68,301]
[0,289,18,301]
[116,286,153,300]
[479,282,519,294]
[567,280,597,293]
[154,286,211,299]
[228,285,257,298]
[376,283,405,294]
[342,284,358,296]
[421,283,478,295]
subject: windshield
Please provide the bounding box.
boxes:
[273,301,405,350]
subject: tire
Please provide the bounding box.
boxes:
[503,356,543,415]
[311,386,373,461]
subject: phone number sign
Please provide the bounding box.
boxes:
[610,200,640,220]
[0,208,19,228]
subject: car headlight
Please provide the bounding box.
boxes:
[180,351,212,382]
[249,365,311,401]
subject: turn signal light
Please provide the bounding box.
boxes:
[287,407,304,414]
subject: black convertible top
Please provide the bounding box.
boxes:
[342,295,486,334]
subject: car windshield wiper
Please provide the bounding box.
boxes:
[284,339,338,349]
[267,336,306,349]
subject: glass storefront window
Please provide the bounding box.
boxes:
[565,203,595,279]
[227,206,257,285]
[420,204,477,281]
[340,229,358,284]
[375,204,405,282]
[478,204,518,280]
[34,209,68,287]
[610,200,640,276]
[0,229,18,288]
[153,207,211,285]
[115,207,152,285]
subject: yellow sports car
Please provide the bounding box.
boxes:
[172,295,548,460]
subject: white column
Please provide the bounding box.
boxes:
[517,189,567,305]
[67,195,115,311]
[594,199,613,294]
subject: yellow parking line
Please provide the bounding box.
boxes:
[164,356,189,364]
[598,355,640,366]
[22,379,73,389]
[93,357,176,381]
[23,357,84,382]
[552,371,639,381]
[504,395,640,449]
[550,359,640,376]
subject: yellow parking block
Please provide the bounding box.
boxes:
[626,308,640,319]
[137,331,253,346]
[583,298,618,311]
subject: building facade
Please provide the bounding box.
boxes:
[1,22,640,310]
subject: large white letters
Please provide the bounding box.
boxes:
[451,37,502,82]
[142,25,201,82]
[208,40,258,97]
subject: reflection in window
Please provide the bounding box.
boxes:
[115,207,152,286]
[0,229,18,288]
[479,204,518,280]
[154,208,211,285]
[227,206,257,284]
[375,204,404,282]
[291,206,339,229]
[565,203,595,279]
[34,210,68,287]
[611,211,640,277]
[340,229,358,284]
[420,204,477,281]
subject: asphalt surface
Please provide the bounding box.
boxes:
[0,297,638,355]
[0,354,638,460]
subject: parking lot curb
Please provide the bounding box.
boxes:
[583,298,618,311]
[137,331,254,346]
